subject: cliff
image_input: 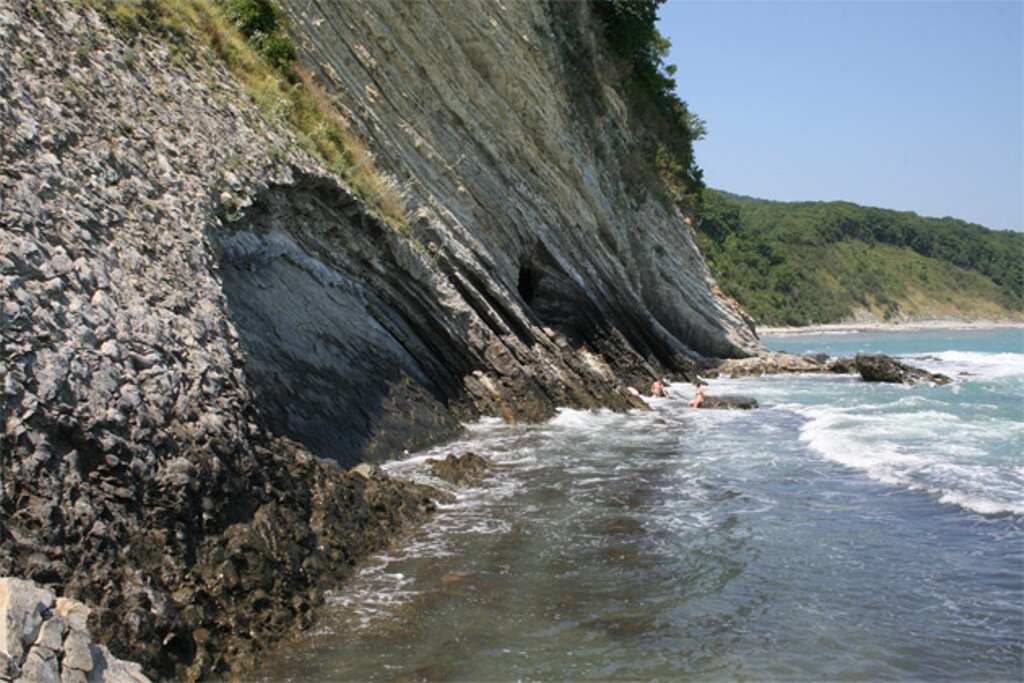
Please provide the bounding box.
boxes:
[0,0,757,679]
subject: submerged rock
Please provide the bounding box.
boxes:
[698,396,759,410]
[426,452,493,486]
[707,352,951,386]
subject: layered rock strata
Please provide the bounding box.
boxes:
[1,0,758,679]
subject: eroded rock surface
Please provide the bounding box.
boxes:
[0,4,440,679]
[704,352,829,378]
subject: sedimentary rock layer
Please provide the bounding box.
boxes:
[1,0,758,679]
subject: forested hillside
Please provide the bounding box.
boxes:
[695,190,1024,326]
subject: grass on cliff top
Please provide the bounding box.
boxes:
[90,0,408,232]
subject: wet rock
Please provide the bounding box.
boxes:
[854,353,952,385]
[708,352,950,387]
[827,357,858,374]
[426,452,493,486]
[698,395,759,410]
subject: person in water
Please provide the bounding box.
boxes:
[651,380,668,398]
[688,379,706,408]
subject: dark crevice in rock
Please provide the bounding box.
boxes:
[516,242,605,348]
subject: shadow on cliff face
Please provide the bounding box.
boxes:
[516,243,696,386]
[211,176,466,467]
[517,247,602,349]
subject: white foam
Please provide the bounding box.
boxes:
[935,491,1024,516]
[796,401,1023,516]
[799,412,921,485]
[547,406,622,429]
[908,351,1024,380]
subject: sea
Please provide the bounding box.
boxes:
[260,327,1023,681]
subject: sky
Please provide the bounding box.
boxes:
[658,0,1023,231]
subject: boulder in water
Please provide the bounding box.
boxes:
[855,353,951,385]
[698,395,759,410]
[426,452,493,486]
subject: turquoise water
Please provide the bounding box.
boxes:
[261,327,1023,681]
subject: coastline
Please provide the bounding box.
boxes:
[757,319,1024,336]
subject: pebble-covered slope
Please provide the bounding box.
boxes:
[0,4,440,679]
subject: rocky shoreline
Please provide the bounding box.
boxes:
[704,351,952,385]
[0,2,760,680]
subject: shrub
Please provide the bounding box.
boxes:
[222,0,280,38]
[258,33,296,70]
[592,0,705,205]
[220,0,296,73]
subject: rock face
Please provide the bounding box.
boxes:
[854,354,952,385]
[207,0,763,467]
[0,0,759,680]
[0,577,150,683]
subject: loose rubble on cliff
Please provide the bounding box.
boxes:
[0,577,150,683]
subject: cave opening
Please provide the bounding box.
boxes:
[517,264,541,304]
[516,248,602,348]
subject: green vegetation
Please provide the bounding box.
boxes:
[696,190,1024,326]
[88,0,406,230]
[221,0,296,70]
[592,0,705,209]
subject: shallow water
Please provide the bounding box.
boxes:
[260,328,1023,681]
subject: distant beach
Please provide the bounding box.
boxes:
[757,319,1024,336]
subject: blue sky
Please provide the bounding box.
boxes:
[658,0,1023,231]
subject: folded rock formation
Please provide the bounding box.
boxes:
[1,1,759,678]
